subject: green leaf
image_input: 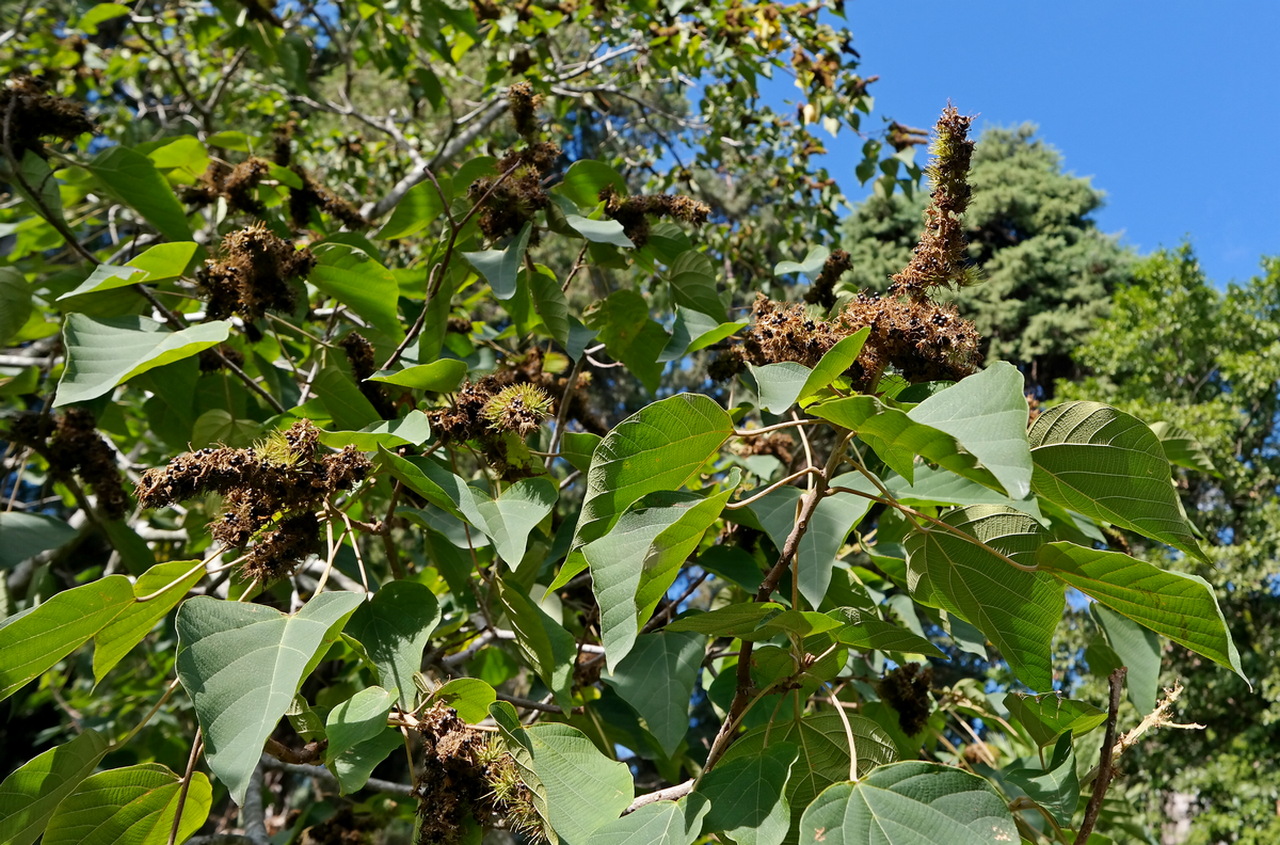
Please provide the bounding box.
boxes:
[174,591,365,804]
[377,180,445,240]
[90,146,192,240]
[1037,542,1243,678]
[368,359,468,392]
[313,366,381,431]
[666,250,726,322]
[310,244,404,341]
[41,763,211,845]
[557,394,732,589]
[0,511,78,571]
[695,743,797,845]
[660,306,744,363]
[587,489,731,666]
[431,678,497,723]
[529,264,570,344]
[560,431,601,473]
[605,631,704,756]
[1001,733,1079,828]
[748,362,813,415]
[317,412,433,451]
[377,450,468,520]
[591,794,710,845]
[147,135,210,182]
[324,686,401,794]
[586,289,669,392]
[0,268,32,345]
[1093,603,1161,714]
[1029,401,1206,560]
[906,362,1033,499]
[774,245,829,282]
[826,608,946,658]
[346,581,441,710]
[55,314,230,406]
[93,560,206,683]
[77,3,132,35]
[797,762,1018,845]
[557,160,627,208]
[496,579,576,709]
[1003,693,1107,747]
[0,730,109,845]
[564,214,634,247]
[57,242,199,301]
[666,602,786,638]
[718,713,898,838]
[463,222,532,300]
[904,506,1063,691]
[475,477,558,566]
[1149,420,1220,477]
[0,576,134,703]
[799,329,870,404]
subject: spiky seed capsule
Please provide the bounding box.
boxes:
[480,383,554,436]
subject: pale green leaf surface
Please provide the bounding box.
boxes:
[463,222,532,299]
[42,764,211,845]
[57,242,199,300]
[56,315,230,406]
[90,146,192,240]
[797,762,1018,845]
[904,506,1063,691]
[475,477,558,566]
[521,723,635,845]
[660,306,745,362]
[497,581,576,709]
[556,160,627,208]
[748,363,813,415]
[317,412,433,451]
[0,576,134,703]
[346,581,441,709]
[557,394,732,589]
[0,511,78,571]
[1093,603,1161,714]
[432,678,496,723]
[367,359,468,391]
[1029,401,1205,560]
[1038,542,1242,678]
[324,686,400,794]
[565,214,634,247]
[695,743,797,845]
[93,559,205,683]
[774,245,829,282]
[605,632,704,756]
[0,730,108,845]
[174,592,365,804]
[590,794,710,845]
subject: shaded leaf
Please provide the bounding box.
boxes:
[605,631,704,756]
[1150,420,1220,477]
[346,581,441,710]
[1093,603,1161,714]
[666,250,725,321]
[496,580,576,709]
[0,730,109,845]
[695,743,797,845]
[0,268,31,345]
[1003,693,1106,748]
[591,794,710,845]
[324,686,401,794]
[0,511,78,571]
[90,146,192,240]
[463,222,532,300]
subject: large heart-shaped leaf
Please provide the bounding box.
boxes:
[175,591,365,803]
[605,632,704,757]
[905,506,1063,692]
[1037,541,1242,678]
[591,794,710,845]
[556,394,732,589]
[695,743,798,845]
[41,763,211,845]
[1029,402,1205,560]
[797,762,1017,845]
[56,315,231,406]
[346,580,441,709]
[0,731,109,845]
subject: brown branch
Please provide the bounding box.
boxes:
[1074,667,1126,845]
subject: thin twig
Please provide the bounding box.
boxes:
[1074,668,1126,845]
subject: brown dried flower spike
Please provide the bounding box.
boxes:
[0,76,95,158]
[196,223,315,324]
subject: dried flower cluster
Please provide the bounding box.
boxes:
[469,141,561,242]
[508,81,542,141]
[340,331,396,420]
[0,75,95,158]
[878,662,934,736]
[599,185,710,248]
[135,420,370,583]
[414,703,543,844]
[196,223,315,324]
[7,409,128,520]
[183,158,271,215]
[803,248,852,309]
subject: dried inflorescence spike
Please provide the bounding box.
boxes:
[182,157,271,215]
[508,81,543,140]
[889,104,979,299]
[0,75,95,158]
[878,662,934,736]
[599,185,711,247]
[469,141,561,241]
[136,420,370,582]
[804,248,853,309]
[196,222,315,323]
[6,408,128,520]
[340,331,396,419]
[287,165,369,230]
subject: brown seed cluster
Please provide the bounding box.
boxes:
[414,703,542,844]
[508,81,542,141]
[599,185,711,248]
[803,248,852,310]
[135,420,370,584]
[889,105,979,299]
[339,331,396,420]
[182,158,271,216]
[469,141,561,242]
[0,76,95,158]
[196,223,315,324]
[732,430,796,466]
[7,409,128,520]
[287,166,369,230]
[878,662,934,736]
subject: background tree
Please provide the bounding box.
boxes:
[837,124,1132,393]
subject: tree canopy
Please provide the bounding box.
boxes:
[0,3,1255,845]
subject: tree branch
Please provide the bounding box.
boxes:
[1074,668,1126,845]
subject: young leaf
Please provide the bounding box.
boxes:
[174,591,366,804]
[774,245,830,282]
[324,686,402,794]
[564,214,634,247]
[0,576,134,703]
[1037,542,1243,679]
[1029,401,1206,561]
[55,315,231,406]
[345,581,441,710]
[557,393,733,589]
[431,678,497,723]
[367,359,468,392]
[695,743,798,845]
[604,631,704,757]
[0,730,109,845]
[904,506,1063,692]
[41,763,212,845]
[797,762,1018,845]
[57,242,200,301]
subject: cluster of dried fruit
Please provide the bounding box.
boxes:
[0,75,94,158]
[6,408,128,520]
[135,420,370,583]
[195,223,315,326]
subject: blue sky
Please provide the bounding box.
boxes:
[809,1,1280,286]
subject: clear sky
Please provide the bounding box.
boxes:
[817,1,1280,286]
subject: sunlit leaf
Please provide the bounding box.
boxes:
[41,764,211,845]
[0,731,109,845]
[346,581,441,709]
[93,560,205,683]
